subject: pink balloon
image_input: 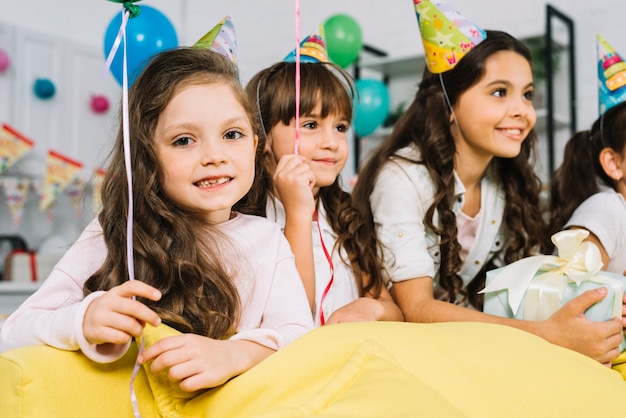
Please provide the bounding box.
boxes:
[90,95,109,114]
[0,49,10,72]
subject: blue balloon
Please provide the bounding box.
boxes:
[353,79,390,137]
[33,78,56,100]
[104,5,178,86]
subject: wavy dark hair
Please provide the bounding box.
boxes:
[84,48,260,339]
[352,30,548,309]
[549,101,626,239]
[242,61,386,298]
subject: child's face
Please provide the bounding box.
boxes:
[154,83,257,223]
[451,50,536,164]
[268,102,349,190]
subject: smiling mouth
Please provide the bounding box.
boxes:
[194,177,231,188]
[499,128,523,135]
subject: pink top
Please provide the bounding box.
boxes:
[0,214,313,363]
[456,210,481,263]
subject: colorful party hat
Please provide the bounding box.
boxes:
[284,24,328,63]
[597,34,626,115]
[413,0,486,74]
[194,15,238,65]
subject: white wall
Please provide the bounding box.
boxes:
[0,0,624,249]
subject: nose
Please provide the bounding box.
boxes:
[200,139,228,166]
[320,126,339,150]
[510,95,532,119]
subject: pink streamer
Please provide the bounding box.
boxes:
[294,0,301,154]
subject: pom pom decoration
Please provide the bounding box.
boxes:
[103,4,178,86]
[353,78,390,137]
[0,49,10,73]
[90,95,110,114]
[33,78,56,100]
[323,14,363,68]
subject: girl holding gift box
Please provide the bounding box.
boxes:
[0,42,314,390]
[352,0,624,365]
[550,35,626,277]
[241,27,403,326]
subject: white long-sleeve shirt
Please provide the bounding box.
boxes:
[0,213,313,362]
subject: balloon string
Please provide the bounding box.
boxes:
[102,7,142,418]
[294,0,301,155]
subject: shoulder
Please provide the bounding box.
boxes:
[575,190,625,214]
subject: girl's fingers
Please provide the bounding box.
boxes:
[112,280,162,301]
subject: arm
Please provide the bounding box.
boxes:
[392,277,623,364]
[273,154,317,310]
[325,274,403,324]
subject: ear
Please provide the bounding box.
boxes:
[253,134,259,150]
[599,147,624,181]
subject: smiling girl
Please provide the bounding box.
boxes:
[243,59,402,327]
[351,28,624,364]
[0,48,313,391]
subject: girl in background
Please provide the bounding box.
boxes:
[243,42,402,326]
[0,47,313,391]
[351,12,623,364]
[550,35,626,277]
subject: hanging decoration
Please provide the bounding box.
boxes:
[65,176,86,218]
[0,124,35,174]
[1,177,30,227]
[0,49,10,73]
[39,150,83,212]
[90,95,110,114]
[33,78,56,100]
[92,167,106,216]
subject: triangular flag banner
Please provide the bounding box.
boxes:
[284,24,328,63]
[194,15,238,65]
[65,175,86,219]
[40,150,83,211]
[597,34,626,115]
[413,0,486,74]
[92,167,106,216]
[1,177,30,227]
[0,124,35,174]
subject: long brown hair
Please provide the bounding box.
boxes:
[352,30,548,309]
[243,61,386,297]
[550,101,626,238]
[84,48,259,339]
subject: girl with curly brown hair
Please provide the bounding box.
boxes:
[351,27,623,364]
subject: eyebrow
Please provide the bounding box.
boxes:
[485,80,535,89]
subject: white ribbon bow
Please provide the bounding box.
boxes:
[480,229,621,320]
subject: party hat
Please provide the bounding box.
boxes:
[194,15,238,65]
[597,34,626,115]
[284,24,328,63]
[413,0,486,74]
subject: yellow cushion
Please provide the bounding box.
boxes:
[3,321,626,417]
[0,342,157,418]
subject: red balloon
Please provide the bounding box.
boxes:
[90,95,110,114]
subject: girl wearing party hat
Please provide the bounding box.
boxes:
[352,0,623,365]
[0,24,313,391]
[550,35,626,276]
[242,26,402,327]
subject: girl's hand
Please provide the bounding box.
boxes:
[544,288,623,364]
[273,154,316,219]
[138,335,275,392]
[324,297,385,325]
[83,280,162,347]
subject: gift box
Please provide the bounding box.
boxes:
[481,229,626,351]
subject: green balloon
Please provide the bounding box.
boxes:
[324,14,363,68]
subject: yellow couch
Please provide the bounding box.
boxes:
[2,321,626,417]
